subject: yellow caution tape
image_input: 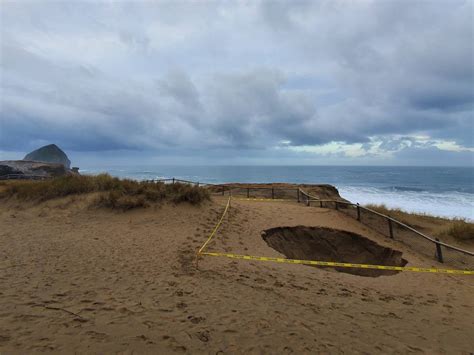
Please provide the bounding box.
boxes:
[197,196,231,255]
[197,196,473,275]
[200,252,474,275]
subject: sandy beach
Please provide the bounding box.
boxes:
[0,193,473,353]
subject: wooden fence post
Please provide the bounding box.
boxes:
[247,188,250,198]
[335,201,339,210]
[297,189,300,203]
[435,238,444,263]
[388,218,394,239]
[272,187,274,199]
[357,203,361,221]
[320,200,323,208]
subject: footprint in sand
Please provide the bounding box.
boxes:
[85,331,109,341]
[135,334,154,344]
[0,335,11,344]
[118,307,135,315]
[291,283,308,291]
[162,335,187,352]
[188,315,205,324]
[73,317,88,324]
[337,291,352,298]
[176,302,188,310]
[378,295,396,302]
[143,320,157,329]
[196,330,210,342]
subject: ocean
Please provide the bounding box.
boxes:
[80,165,474,221]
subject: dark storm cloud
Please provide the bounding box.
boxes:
[0,0,472,163]
[260,0,474,146]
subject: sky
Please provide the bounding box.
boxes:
[1,0,473,166]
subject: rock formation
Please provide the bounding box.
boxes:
[0,144,76,179]
[0,160,70,178]
[24,144,71,169]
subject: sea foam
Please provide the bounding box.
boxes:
[338,186,474,221]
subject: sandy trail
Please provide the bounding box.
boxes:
[0,196,473,353]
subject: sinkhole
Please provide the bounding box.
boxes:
[262,226,408,277]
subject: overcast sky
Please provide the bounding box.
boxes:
[1,0,473,166]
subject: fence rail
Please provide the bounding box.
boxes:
[146,178,215,187]
[148,179,300,200]
[297,188,473,268]
[201,181,472,267]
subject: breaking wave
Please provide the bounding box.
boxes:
[338,186,473,221]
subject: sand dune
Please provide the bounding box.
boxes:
[0,195,473,353]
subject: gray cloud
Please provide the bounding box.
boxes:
[0,0,472,164]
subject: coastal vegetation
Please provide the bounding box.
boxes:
[440,220,474,241]
[0,174,210,210]
[365,204,473,242]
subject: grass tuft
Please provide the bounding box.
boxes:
[0,174,210,210]
[364,203,474,242]
[364,203,443,225]
[441,221,474,241]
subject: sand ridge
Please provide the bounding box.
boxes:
[0,195,473,353]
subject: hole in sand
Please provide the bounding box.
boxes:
[262,226,408,277]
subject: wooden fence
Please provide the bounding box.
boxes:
[158,179,473,267]
[4,174,470,267]
[297,188,474,267]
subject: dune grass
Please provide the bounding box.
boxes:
[364,203,473,242]
[364,203,437,221]
[440,221,474,241]
[0,174,210,210]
